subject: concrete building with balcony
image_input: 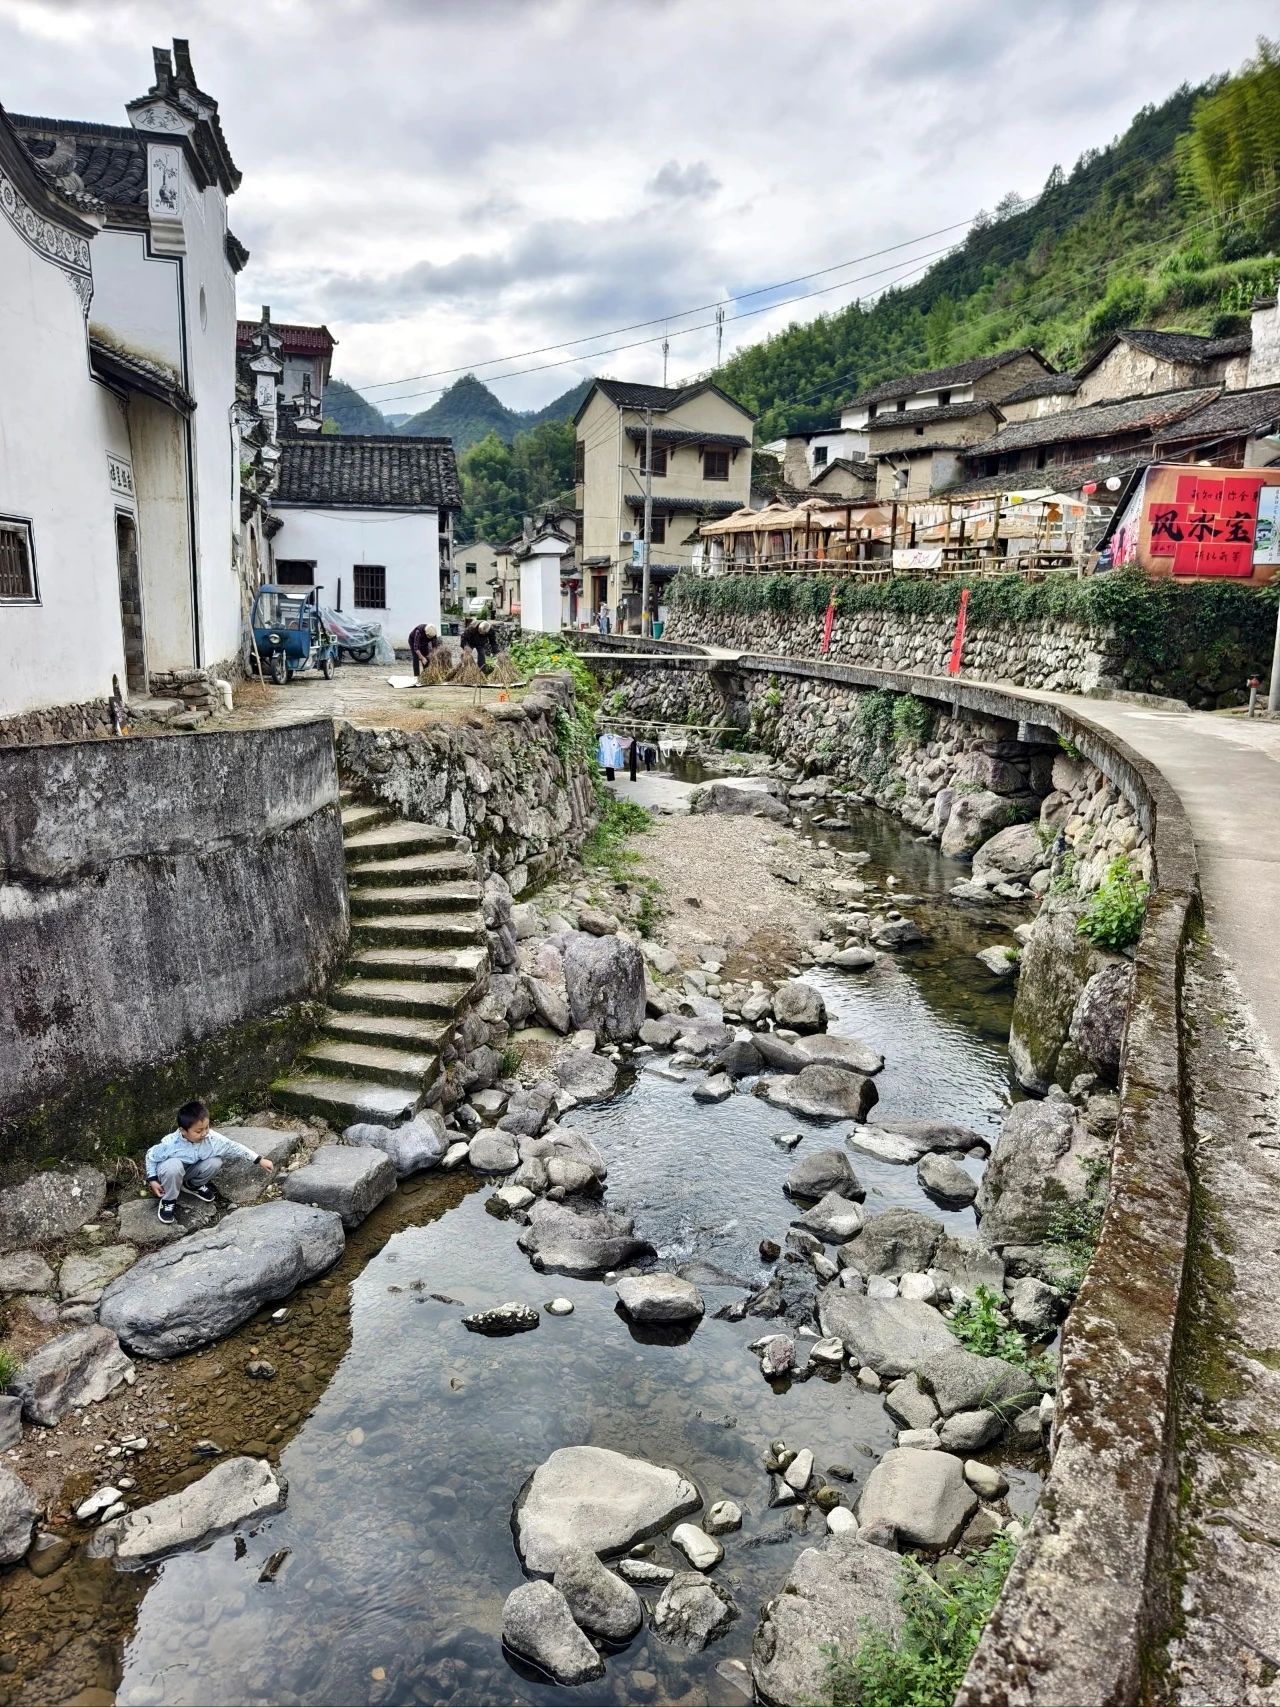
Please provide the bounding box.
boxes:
[574,377,754,628]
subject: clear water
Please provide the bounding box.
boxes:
[34,802,1034,1707]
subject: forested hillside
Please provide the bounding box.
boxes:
[714,42,1280,440]
[391,374,592,449]
[321,378,391,434]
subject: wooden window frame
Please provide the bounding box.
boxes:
[353,563,387,609]
[0,516,38,604]
[702,449,731,482]
[275,558,316,586]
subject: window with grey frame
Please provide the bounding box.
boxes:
[0,518,38,603]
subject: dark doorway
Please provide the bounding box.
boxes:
[115,512,147,694]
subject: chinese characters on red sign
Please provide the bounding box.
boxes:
[1147,473,1263,577]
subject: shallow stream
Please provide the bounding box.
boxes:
[23,802,1031,1707]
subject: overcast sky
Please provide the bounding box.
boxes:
[1,0,1267,413]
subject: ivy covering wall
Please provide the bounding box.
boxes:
[670,571,1279,701]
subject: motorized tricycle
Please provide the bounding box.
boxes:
[249,585,339,684]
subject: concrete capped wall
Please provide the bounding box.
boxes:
[0,722,347,1167]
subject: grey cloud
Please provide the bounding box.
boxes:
[646,160,721,201]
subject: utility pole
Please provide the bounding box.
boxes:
[715,304,725,368]
[661,332,670,387]
[642,408,654,638]
[1268,599,1280,713]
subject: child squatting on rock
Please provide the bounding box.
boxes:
[144,1100,275,1225]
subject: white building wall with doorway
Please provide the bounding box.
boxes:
[0,212,125,718]
[269,507,440,649]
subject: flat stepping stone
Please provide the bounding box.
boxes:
[347,882,483,915]
[349,944,487,979]
[272,1074,417,1126]
[351,915,484,946]
[330,978,472,1019]
[515,1445,700,1573]
[346,852,476,886]
[91,1457,285,1567]
[301,1037,437,1087]
[343,822,459,856]
[318,1009,450,1049]
[281,1143,397,1229]
[339,803,394,834]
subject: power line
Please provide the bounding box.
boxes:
[357,217,980,392]
[368,244,961,410]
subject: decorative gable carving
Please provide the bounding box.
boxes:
[0,161,93,314]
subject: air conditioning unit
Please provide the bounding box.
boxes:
[620,529,638,544]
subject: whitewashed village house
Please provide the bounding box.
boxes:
[1,41,247,739]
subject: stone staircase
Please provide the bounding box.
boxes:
[272,790,486,1127]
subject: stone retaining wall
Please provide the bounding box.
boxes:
[0,721,348,1173]
[337,672,599,895]
[667,601,1121,693]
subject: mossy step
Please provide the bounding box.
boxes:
[330,977,472,1019]
[301,1037,437,1088]
[343,822,462,860]
[350,914,485,949]
[346,852,477,887]
[349,944,487,981]
[348,883,483,917]
[318,1008,451,1051]
[340,802,397,835]
[272,1074,417,1126]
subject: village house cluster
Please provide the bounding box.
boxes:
[0,41,459,743]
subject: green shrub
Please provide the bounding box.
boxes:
[581,796,652,882]
[1078,855,1148,949]
[946,1284,1046,1368]
[1046,1157,1110,1288]
[891,694,932,747]
[815,1534,1018,1707]
[0,1347,19,1390]
[856,691,896,747]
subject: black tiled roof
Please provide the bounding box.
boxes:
[965,386,1220,456]
[1086,327,1253,369]
[942,452,1154,499]
[10,115,147,208]
[1001,372,1080,403]
[865,400,1000,431]
[595,378,685,411]
[1153,383,1280,444]
[848,348,1048,408]
[624,425,751,449]
[810,457,876,487]
[89,336,194,413]
[225,230,250,273]
[274,435,461,511]
[623,494,742,514]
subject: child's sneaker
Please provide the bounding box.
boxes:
[181,1181,216,1203]
[157,1199,176,1225]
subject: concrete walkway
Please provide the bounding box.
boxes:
[1045,695,1280,1061]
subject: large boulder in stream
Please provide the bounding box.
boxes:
[1008,894,1108,1092]
[502,1582,605,1685]
[1067,961,1134,1084]
[0,1469,38,1565]
[99,1201,345,1357]
[752,1536,904,1707]
[796,1034,885,1076]
[857,1449,977,1549]
[281,1144,397,1228]
[515,1128,607,1198]
[515,1445,700,1573]
[940,790,1039,860]
[772,981,827,1033]
[816,1287,955,1379]
[344,1111,448,1178]
[785,1148,865,1202]
[561,930,646,1040]
[755,1065,878,1122]
[975,1096,1109,1249]
[517,1198,654,1276]
[972,821,1046,884]
[12,1325,133,1425]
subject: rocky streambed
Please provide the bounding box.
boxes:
[0,779,1118,1707]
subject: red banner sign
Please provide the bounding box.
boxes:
[1147,472,1263,578]
[821,600,835,655]
[948,587,970,676]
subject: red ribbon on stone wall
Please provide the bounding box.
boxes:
[948,587,970,677]
[821,600,835,655]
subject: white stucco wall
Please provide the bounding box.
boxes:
[270,507,440,647]
[0,212,126,717]
[520,552,561,632]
